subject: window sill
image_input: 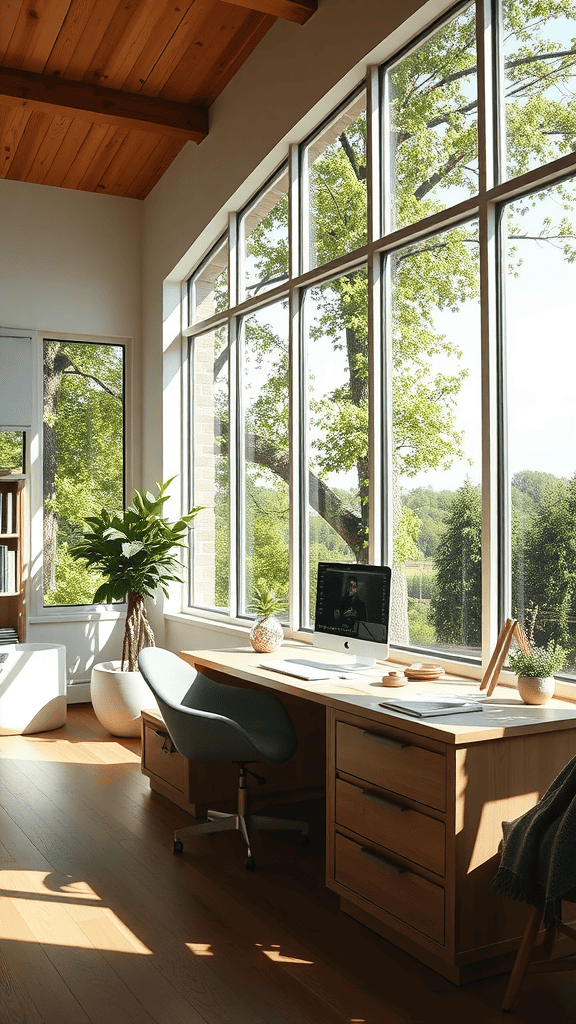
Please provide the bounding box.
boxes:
[29,604,126,624]
[167,611,576,701]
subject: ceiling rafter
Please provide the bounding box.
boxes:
[0,66,208,143]
[218,0,317,25]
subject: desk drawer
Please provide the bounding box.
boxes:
[143,721,187,794]
[336,778,445,876]
[336,721,446,811]
[335,833,444,945]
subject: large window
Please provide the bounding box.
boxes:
[185,1,576,675]
[43,340,124,607]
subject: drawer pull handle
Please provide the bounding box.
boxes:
[361,790,404,812]
[361,730,407,750]
[155,730,175,754]
[360,847,405,873]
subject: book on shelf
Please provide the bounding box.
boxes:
[0,545,16,593]
[379,693,483,718]
[0,489,15,534]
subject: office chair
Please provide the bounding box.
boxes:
[138,647,309,869]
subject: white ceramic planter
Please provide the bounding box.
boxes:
[0,643,67,736]
[517,675,556,706]
[91,660,157,737]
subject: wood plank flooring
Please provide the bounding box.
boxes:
[0,706,574,1024]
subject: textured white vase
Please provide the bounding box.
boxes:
[0,643,67,736]
[91,660,157,737]
[249,614,284,653]
[517,675,555,706]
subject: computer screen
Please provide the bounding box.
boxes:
[313,562,392,667]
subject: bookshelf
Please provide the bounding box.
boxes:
[0,474,25,645]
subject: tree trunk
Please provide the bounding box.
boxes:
[121,591,155,673]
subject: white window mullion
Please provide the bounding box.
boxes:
[228,316,240,618]
[288,147,304,630]
[366,65,384,563]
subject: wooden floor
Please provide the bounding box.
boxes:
[0,707,574,1024]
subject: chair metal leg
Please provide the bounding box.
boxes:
[502,906,543,1012]
[171,762,310,866]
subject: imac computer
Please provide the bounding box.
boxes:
[311,561,392,669]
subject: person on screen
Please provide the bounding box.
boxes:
[335,576,367,632]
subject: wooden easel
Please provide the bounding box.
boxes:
[480,618,532,697]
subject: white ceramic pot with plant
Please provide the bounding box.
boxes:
[249,580,285,653]
[508,639,567,706]
[71,478,203,736]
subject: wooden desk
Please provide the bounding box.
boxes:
[143,642,576,985]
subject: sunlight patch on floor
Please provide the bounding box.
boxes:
[185,942,214,955]
[257,942,313,964]
[0,869,102,902]
[0,735,140,765]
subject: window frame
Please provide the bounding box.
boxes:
[182,0,576,683]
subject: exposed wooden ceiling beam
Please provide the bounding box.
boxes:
[0,67,208,143]
[218,0,317,25]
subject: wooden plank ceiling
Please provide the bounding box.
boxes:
[0,0,316,199]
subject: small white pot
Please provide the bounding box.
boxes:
[517,675,555,706]
[90,660,157,737]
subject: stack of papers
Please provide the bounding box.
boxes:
[379,693,483,718]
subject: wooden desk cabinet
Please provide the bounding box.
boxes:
[145,647,576,985]
[326,706,576,985]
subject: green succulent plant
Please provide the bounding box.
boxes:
[250,579,285,619]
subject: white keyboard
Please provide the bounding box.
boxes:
[261,659,337,680]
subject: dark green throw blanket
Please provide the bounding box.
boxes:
[491,753,576,927]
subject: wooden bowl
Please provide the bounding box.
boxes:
[404,662,445,681]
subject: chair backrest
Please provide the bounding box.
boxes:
[138,647,265,762]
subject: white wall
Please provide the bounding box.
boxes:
[0,178,142,690]
[141,0,446,653]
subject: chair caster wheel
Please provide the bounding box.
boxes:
[173,840,184,853]
[244,856,256,870]
[300,833,310,847]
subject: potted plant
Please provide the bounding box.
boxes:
[508,639,567,705]
[249,579,286,653]
[70,478,203,735]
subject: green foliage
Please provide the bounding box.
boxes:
[395,506,421,565]
[431,480,482,646]
[0,431,24,471]
[508,639,567,677]
[44,544,105,607]
[249,579,285,618]
[70,479,204,604]
[407,598,437,645]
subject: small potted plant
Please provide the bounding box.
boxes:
[508,639,567,705]
[70,478,203,734]
[249,579,286,653]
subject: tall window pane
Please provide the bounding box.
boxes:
[391,222,481,657]
[303,268,368,626]
[504,179,576,670]
[43,340,124,606]
[240,168,289,302]
[387,4,478,232]
[502,0,576,182]
[189,326,229,612]
[0,431,24,473]
[304,92,367,272]
[190,236,229,325]
[241,304,289,619]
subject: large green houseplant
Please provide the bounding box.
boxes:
[71,478,203,672]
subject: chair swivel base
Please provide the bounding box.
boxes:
[173,809,310,869]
